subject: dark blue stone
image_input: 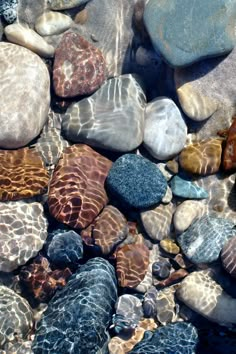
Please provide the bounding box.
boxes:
[152,260,171,279]
[106,154,167,209]
[129,322,198,353]
[32,258,117,354]
[170,175,208,199]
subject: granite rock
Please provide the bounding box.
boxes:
[0,0,18,23]
[170,175,209,199]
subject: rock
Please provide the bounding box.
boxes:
[4,24,55,58]
[3,341,33,354]
[0,148,49,201]
[160,239,180,255]
[106,154,167,209]
[154,269,188,289]
[62,74,146,151]
[74,9,88,24]
[143,286,158,318]
[156,162,174,181]
[53,32,106,97]
[176,270,236,326]
[0,201,48,272]
[0,42,50,149]
[141,202,174,241]
[177,215,235,264]
[170,175,209,199]
[47,230,83,267]
[166,160,179,174]
[0,0,17,23]
[49,0,91,10]
[144,0,236,67]
[48,144,112,229]
[129,322,198,353]
[175,48,236,121]
[32,258,117,354]
[116,244,149,288]
[161,185,172,204]
[179,139,223,175]
[173,200,207,234]
[221,236,236,278]
[152,260,171,279]
[223,118,236,171]
[35,11,73,36]
[156,287,178,325]
[0,286,33,347]
[143,97,187,160]
[17,0,46,27]
[81,205,128,255]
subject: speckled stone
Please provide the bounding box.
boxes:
[177,215,235,264]
[221,236,236,278]
[129,322,198,354]
[144,0,236,67]
[144,97,187,160]
[35,11,73,36]
[106,154,167,209]
[32,258,117,354]
[170,175,208,199]
[0,0,18,23]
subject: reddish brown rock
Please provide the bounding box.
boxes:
[53,32,107,97]
[116,244,149,288]
[223,118,236,171]
[153,269,189,288]
[0,148,49,201]
[48,144,112,229]
[221,236,236,278]
[19,256,72,302]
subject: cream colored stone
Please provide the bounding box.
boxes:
[4,24,55,58]
[35,11,73,36]
[161,185,173,204]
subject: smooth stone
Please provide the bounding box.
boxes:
[53,32,106,97]
[152,260,171,279]
[221,236,236,278]
[177,270,236,326]
[154,269,189,289]
[143,286,158,318]
[0,286,33,347]
[223,119,236,171]
[32,258,117,354]
[173,200,207,234]
[161,185,172,204]
[175,48,236,121]
[0,201,48,272]
[156,163,174,181]
[106,154,167,209]
[144,0,236,67]
[170,175,209,199]
[156,287,178,325]
[179,139,223,175]
[166,160,179,174]
[17,0,46,27]
[144,97,187,160]
[177,215,235,264]
[0,42,50,149]
[4,24,55,58]
[129,322,198,354]
[35,11,73,36]
[62,74,146,152]
[74,9,88,24]
[141,202,174,241]
[49,0,91,10]
[160,239,180,255]
[3,341,33,353]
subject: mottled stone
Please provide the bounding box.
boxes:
[144,0,236,67]
[143,286,158,318]
[53,32,106,97]
[177,215,235,264]
[170,175,208,199]
[32,258,117,354]
[35,11,73,36]
[0,42,50,149]
[160,239,180,255]
[144,97,187,160]
[223,118,236,171]
[173,200,207,234]
[0,201,48,272]
[106,154,167,209]
[116,244,149,288]
[152,260,171,279]
[3,341,33,354]
[141,202,174,241]
[49,0,91,10]
[177,270,236,326]
[48,144,112,229]
[129,322,198,354]
[5,24,55,58]
[221,236,236,278]
[62,74,146,152]
[156,287,178,325]
[0,0,17,23]
[0,148,49,201]
[0,286,33,347]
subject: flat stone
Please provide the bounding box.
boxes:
[35,11,73,36]
[144,0,236,67]
[179,139,223,175]
[223,119,236,171]
[221,236,236,278]
[32,258,117,354]
[143,286,158,318]
[156,287,178,325]
[0,201,48,272]
[177,270,236,326]
[62,74,146,151]
[5,24,55,58]
[170,175,209,199]
[144,97,187,160]
[49,0,91,10]
[106,154,167,209]
[160,239,180,255]
[177,215,235,264]
[53,32,106,97]
[0,42,50,149]
[48,144,112,229]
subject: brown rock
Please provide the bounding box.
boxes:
[154,269,189,288]
[221,236,236,278]
[223,118,236,171]
[74,9,88,24]
[179,138,223,175]
[160,239,180,255]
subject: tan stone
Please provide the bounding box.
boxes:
[35,11,73,36]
